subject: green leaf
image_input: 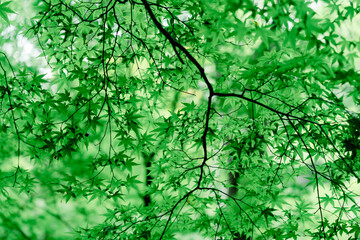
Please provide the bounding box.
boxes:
[0,1,15,24]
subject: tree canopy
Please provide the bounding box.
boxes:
[1,0,360,239]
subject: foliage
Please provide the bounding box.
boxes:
[1,0,360,239]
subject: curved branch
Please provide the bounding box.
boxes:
[140,0,214,94]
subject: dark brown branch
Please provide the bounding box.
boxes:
[140,0,214,94]
[213,92,318,124]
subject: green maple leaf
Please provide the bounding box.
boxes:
[261,207,276,226]
[0,1,15,24]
